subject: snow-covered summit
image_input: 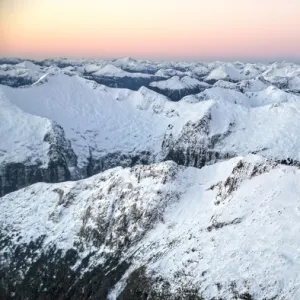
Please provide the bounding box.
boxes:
[205,63,244,82]
[150,75,208,90]
[92,64,150,78]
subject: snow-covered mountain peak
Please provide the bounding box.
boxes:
[206,63,244,82]
[150,75,208,91]
[93,64,127,76]
[15,60,41,72]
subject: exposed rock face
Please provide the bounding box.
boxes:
[44,122,79,177]
[117,267,205,300]
[0,123,79,197]
[0,122,158,197]
[208,158,277,205]
[83,75,164,91]
[0,235,130,300]
[148,85,207,102]
[86,150,154,177]
[0,75,37,88]
[0,163,66,197]
[162,114,235,168]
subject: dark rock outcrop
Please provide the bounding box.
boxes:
[83,75,165,91]
[0,233,130,300]
[162,114,235,168]
[0,123,79,197]
[148,85,208,102]
[86,150,154,177]
[118,267,204,300]
[0,75,36,88]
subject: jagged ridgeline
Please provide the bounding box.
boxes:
[1,58,300,299]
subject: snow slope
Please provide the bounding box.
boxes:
[246,85,300,106]
[126,155,300,299]
[0,74,210,168]
[238,78,269,93]
[2,156,300,299]
[0,90,51,166]
[288,76,300,92]
[211,99,300,162]
[182,87,250,106]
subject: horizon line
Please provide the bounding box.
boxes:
[1,55,300,64]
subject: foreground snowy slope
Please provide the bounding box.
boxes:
[1,156,300,299]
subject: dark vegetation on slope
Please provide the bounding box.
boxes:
[0,233,130,300]
[0,233,255,300]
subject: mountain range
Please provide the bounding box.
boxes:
[1,57,300,299]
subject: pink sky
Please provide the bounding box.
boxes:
[1,0,300,60]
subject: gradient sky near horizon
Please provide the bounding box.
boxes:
[0,0,300,61]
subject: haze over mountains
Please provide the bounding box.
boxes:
[1,57,300,299]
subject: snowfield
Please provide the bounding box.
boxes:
[1,57,300,299]
[0,90,51,165]
[1,70,300,170]
[0,74,212,168]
